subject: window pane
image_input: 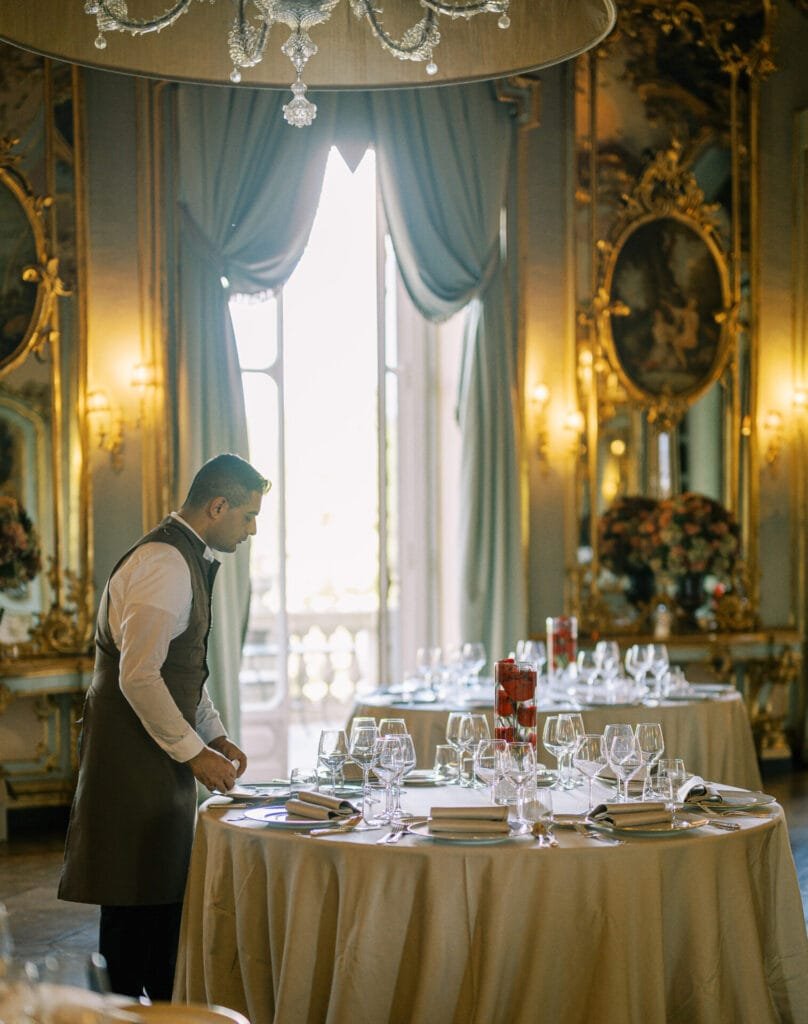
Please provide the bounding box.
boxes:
[230,293,278,370]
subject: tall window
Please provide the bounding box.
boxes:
[230,147,463,775]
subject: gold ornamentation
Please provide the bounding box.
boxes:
[0,682,14,714]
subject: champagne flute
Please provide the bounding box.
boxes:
[635,722,665,799]
[572,733,607,812]
[317,729,348,794]
[505,742,536,823]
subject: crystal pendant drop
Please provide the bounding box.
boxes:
[230,68,242,83]
[283,80,317,127]
[426,61,438,76]
[95,33,107,50]
[498,14,510,29]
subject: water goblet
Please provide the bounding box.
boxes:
[505,741,536,823]
[635,722,665,799]
[317,729,348,794]
[576,650,600,691]
[541,715,566,787]
[572,733,607,812]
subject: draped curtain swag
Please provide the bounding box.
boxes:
[169,80,526,728]
[172,87,335,734]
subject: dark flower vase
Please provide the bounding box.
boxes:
[676,572,706,630]
[625,566,655,609]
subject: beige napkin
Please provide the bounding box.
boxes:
[286,790,358,820]
[427,804,510,835]
[678,776,724,804]
[591,801,672,828]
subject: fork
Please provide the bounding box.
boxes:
[574,823,624,845]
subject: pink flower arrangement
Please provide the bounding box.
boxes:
[0,496,41,591]
[648,492,740,581]
[597,495,658,576]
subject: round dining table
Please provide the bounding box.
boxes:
[174,782,808,1024]
[350,685,763,790]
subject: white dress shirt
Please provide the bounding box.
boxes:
[105,512,226,763]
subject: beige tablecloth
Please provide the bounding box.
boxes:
[350,690,762,790]
[175,785,808,1024]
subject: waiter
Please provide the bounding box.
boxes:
[59,453,269,1000]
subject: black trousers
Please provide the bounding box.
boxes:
[99,903,183,1001]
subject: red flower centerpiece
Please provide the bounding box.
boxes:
[494,659,537,745]
[546,616,578,681]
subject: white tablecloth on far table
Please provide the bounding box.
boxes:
[175,783,807,1024]
[350,689,762,790]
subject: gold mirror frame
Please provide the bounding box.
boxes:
[0,104,92,666]
[594,145,737,432]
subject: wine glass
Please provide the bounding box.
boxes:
[461,642,487,686]
[625,644,653,691]
[561,713,585,789]
[445,712,466,784]
[608,732,643,802]
[390,733,416,820]
[647,644,670,698]
[349,716,376,744]
[473,738,509,802]
[317,729,348,794]
[457,713,491,787]
[349,724,380,825]
[572,733,607,812]
[635,722,665,799]
[542,715,576,788]
[516,640,547,677]
[576,650,599,690]
[378,718,408,736]
[594,641,621,683]
[505,741,536,823]
[373,735,405,822]
[415,646,442,693]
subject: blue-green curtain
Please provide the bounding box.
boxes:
[371,84,527,664]
[170,87,336,736]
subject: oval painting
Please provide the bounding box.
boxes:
[608,215,728,401]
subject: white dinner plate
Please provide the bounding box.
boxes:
[405,770,443,786]
[409,821,530,844]
[689,789,776,813]
[244,805,351,829]
[223,784,291,802]
[585,816,709,838]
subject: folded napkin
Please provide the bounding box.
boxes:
[590,801,672,828]
[427,804,510,835]
[677,776,724,804]
[286,790,359,820]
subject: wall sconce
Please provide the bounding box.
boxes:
[87,390,125,472]
[131,362,158,427]
[531,383,550,464]
[762,409,784,466]
[564,408,586,457]
[793,387,808,415]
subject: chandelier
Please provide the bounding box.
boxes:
[85,1,511,127]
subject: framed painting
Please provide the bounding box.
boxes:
[599,210,733,418]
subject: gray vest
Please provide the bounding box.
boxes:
[59,517,220,906]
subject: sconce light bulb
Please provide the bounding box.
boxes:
[532,383,550,407]
[793,388,808,411]
[131,362,157,392]
[565,410,585,434]
[764,410,783,432]
[87,390,111,416]
[610,438,626,457]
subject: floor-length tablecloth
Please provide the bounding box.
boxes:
[350,690,762,790]
[175,785,807,1024]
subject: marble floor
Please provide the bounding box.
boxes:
[1,763,807,972]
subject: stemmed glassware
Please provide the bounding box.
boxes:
[378,718,408,736]
[504,741,536,823]
[647,644,670,698]
[445,712,466,784]
[575,650,599,691]
[542,714,578,788]
[635,722,665,799]
[625,644,653,692]
[473,738,509,802]
[607,731,643,802]
[349,723,380,826]
[373,735,406,823]
[515,640,547,678]
[594,641,621,687]
[317,729,348,794]
[461,642,487,686]
[457,713,491,787]
[415,646,443,694]
[390,733,416,820]
[572,733,607,812]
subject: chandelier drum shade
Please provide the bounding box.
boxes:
[0,1,616,121]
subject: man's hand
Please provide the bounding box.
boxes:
[185,745,239,793]
[208,736,248,778]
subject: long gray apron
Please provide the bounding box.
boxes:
[59,517,219,906]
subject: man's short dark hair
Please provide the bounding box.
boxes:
[184,454,269,509]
